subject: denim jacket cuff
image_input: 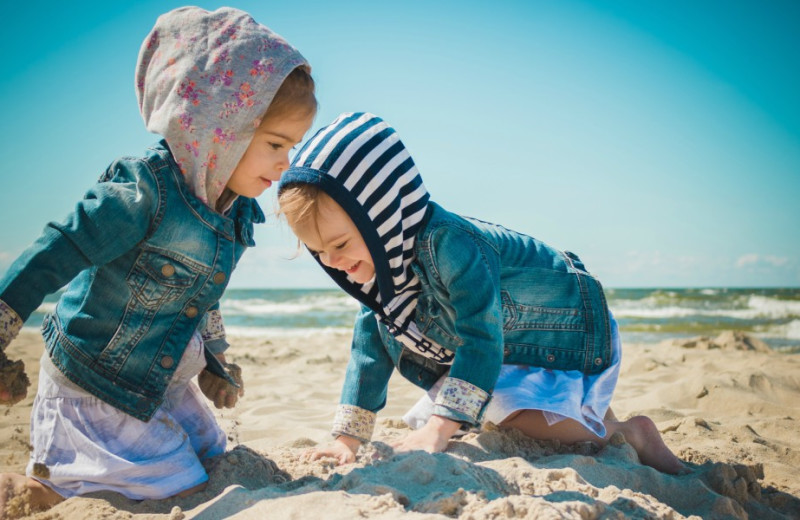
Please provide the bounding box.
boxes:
[201,309,229,355]
[332,404,376,443]
[433,377,490,425]
[0,299,23,351]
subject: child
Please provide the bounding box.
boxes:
[0,6,316,512]
[277,112,686,475]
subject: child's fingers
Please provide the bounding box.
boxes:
[301,448,326,462]
[227,363,243,388]
[0,381,11,402]
[211,383,240,409]
[225,387,237,408]
[300,447,343,463]
[213,389,224,409]
[0,388,26,406]
[305,451,321,462]
[308,450,325,461]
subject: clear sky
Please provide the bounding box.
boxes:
[1,0,798,289]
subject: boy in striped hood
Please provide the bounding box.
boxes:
[277,113,685,474]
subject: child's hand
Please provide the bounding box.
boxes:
[0,351,30,406]
[303,436,360,465]
[198,354,244,409]
[390,415,461,455]
[0,379,27,406]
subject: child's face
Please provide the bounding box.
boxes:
[226,112,313,198]
[293,195,376,284]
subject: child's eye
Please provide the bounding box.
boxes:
[335,241,348,250]
[269,142,283,150]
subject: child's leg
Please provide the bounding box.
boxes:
[500,409,686,475]
[0,473,63,515]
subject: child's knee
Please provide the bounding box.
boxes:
[620,415,659,444]
[629,415,658,433]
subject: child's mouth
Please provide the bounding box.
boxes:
[345,261,360,274]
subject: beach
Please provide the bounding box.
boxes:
[2,322,799,519]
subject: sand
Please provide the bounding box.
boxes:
[1,328,799,519]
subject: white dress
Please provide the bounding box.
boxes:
[27,331,226,500]
[404,314,623,438]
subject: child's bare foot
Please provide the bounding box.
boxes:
[616,416,688,475]
[0,473,63,518]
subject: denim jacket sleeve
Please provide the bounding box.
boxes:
[0,158,157,328]
[333,305,395,442]
[425,224,504,425]
[200,305,230,355]
[0,300,23,351]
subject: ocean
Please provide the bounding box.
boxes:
[23,287,800,353]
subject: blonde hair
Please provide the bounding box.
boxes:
[277,183,327,251]
[262,66,317,123]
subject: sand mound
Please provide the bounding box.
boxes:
[3,329,799,519]
[665,330,772,352]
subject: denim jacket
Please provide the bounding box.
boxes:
[334,202,612,440]
[0,141,263,421]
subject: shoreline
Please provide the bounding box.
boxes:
[2,329,799,519]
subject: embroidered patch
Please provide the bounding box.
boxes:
[0,299,23,350]
[332,404,376,442]
[434,377,490,423]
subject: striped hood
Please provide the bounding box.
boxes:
[280,113,454,362]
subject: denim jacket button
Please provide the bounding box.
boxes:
[160,355,174,369]
[546,354,556,363]
[594,357,603,366]
[161,264,175,277]
[185,306,198,318]
[213,272,226,284]
[503,348,510,357]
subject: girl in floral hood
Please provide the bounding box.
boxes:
[0,6,315,512]
[277,113,685,475]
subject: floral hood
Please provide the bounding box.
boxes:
[136,6,308,210]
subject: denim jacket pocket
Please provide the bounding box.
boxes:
[397,347,448,389]
[127,249,200,309]
[501,288,584,333]
[415,296,463,347]
[99,250,207,389]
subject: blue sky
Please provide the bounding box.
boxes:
[1,0,798,288]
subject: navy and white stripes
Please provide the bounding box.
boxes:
[283,112,455,364]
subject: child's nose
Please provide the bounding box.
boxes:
[319,251,337,268]
[327,251,350,270]
[275,152,290,173]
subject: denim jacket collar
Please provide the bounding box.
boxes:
[152,140,264,244]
